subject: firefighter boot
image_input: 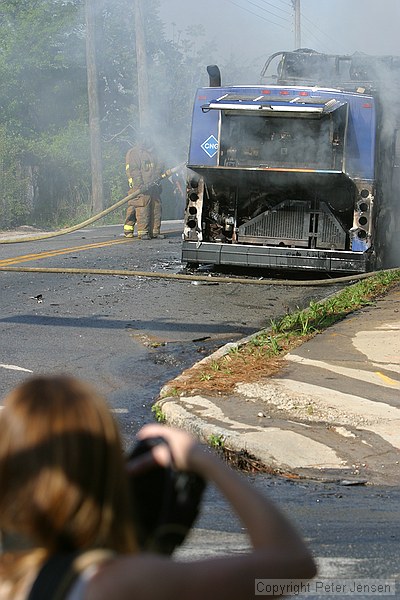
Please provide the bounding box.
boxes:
[138,232,151,240]
[123,224,135,238]
[124,204,136,238]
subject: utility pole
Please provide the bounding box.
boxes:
[292,0,301,49]
[85,0,104,214]
[134,0,150,129]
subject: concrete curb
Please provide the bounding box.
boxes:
[156,281,400,483]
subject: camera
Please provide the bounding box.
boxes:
[127,436,206,555]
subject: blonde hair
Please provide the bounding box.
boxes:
[0,375,137,556]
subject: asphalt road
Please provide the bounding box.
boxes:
[179,475,399,598]
[1,224,398,597]
[0,224,336,440]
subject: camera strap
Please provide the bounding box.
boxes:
[27,549,114,600]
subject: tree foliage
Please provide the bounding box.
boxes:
[0,0,89,226]
[0,126,32,228]
[0,0,254,229]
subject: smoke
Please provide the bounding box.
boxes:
[158,0,400,65]
[370,60,400,268]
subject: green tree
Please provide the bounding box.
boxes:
[0,0,255,229]
[0,0,90,227]
[0,125,32,228]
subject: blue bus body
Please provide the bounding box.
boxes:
[182,51,400,273]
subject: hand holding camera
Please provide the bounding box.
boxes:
[127,425,206,555]
[131,423,204,472]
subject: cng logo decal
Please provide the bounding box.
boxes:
[201,134,218,158]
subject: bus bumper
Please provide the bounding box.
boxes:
[182,241,370,273]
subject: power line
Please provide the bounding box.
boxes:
[273,0,292,8]
[241,0,291,22]
[224,0,289,30]
[301,12,351,54]
[224,0,352,55]
[300,22,335,54]
[253,0,292,16]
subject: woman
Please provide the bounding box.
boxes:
[0,375,316,600]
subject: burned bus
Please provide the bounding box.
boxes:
[182,50,400,273]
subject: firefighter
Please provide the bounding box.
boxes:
[124,131,165,240]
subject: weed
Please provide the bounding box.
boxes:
[220,364,233,375]
[168,387,180,397]
[200,372,213,381]
[209,433,225,449]
[269,318,279,335]
[151,404,166,423]
[159,386,180,399]
[299,312,311,335]
[249,335,266,348]
[228,345,240,356]
[210,360,221,372]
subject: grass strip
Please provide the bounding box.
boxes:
[166,270,400,396]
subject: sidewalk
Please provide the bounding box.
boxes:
[158,284,400,485]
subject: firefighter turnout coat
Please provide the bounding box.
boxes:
[124,145,164,238]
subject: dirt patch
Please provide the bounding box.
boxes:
[161,336,306,398]
[163,353,284,397]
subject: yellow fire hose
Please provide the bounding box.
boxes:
[0,264,398,286]
[0,164,185,245]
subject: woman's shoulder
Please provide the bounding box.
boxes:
[84,553,178,600]
[84,551,219,600]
